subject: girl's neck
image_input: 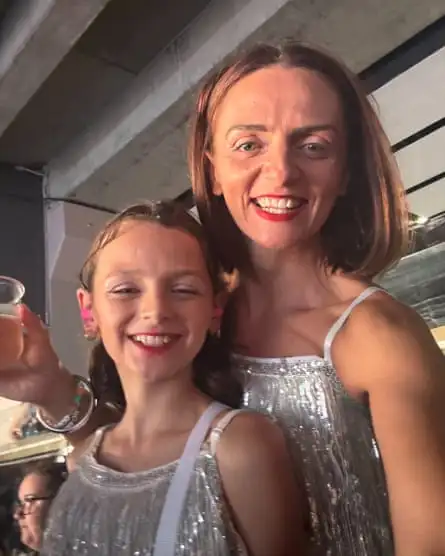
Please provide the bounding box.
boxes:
[115,372,212,447]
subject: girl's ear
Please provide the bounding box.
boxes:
[77,288,98,340]
[209,292,226,334]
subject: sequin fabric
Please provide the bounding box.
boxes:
[235,354,393,555]
[42,429,244,555]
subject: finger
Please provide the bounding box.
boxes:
[18,306,52,363]
[19,305,49,340]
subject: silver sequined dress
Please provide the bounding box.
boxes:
[235,287,393,555]
[42,424,245,555]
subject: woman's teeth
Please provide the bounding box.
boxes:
[132,335,173,346]
[254,196,302,213]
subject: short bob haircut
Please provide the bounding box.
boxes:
[189,41,410,279]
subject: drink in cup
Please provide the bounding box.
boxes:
[0,276,25,369]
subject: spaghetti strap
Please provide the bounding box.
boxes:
[86,426,108,456]
[210,409,244,455]
[153,401,228,556]
[323,287,381,365]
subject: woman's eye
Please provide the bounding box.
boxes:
[235,140,260,153]
[301,142,329,158]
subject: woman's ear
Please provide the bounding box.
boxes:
[339,170,349,196]
[205,150,223,196]
[77,289,98,340]
[339,149,350,196]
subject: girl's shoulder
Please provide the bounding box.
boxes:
[211,409,285,468]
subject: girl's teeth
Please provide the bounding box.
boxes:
[133,335,172,346]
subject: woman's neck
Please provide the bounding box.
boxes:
[244,240,334,311]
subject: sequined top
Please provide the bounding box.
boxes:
[235,287,393,555]
[42,406,246,556]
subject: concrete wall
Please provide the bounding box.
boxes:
[45,201,111,377]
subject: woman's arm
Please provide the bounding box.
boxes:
[216,412,308,556]
[336,296,445,556]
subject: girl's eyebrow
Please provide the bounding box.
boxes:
[165,270,206,281]
[104,269,206,281]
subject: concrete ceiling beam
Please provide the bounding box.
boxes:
[0,0,112,138]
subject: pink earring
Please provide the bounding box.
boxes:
[211,307,223,339]
[81,308,96,341]
[81,308,92,321]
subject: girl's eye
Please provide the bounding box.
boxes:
[172,286,199,296]
[110,286,139,296]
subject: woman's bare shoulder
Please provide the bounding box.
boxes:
[334,288,444,391]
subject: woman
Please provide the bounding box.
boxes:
[1,42,445,555]
[188,41,445,555]
[14,463,66,553]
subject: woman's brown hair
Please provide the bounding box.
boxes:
[21,461,67,496]
[189,41,410,279]
[79,201,242,411]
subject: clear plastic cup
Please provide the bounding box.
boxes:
[0,276,25,369]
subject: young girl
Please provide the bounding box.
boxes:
[40,201,305,555]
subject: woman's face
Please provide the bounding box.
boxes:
[209,65,347,252]
[14,472,52,551]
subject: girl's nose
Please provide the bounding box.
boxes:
[139,287,172,324]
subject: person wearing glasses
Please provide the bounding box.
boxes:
[14,463,66,553]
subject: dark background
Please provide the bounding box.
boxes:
[0,164,45,318]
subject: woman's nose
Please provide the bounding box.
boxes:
[264,140,301,186]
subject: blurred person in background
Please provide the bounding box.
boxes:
[13,463,66,554]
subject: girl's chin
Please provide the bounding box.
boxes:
[123,361,174,382]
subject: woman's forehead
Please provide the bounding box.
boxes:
[19,473,47,496]
[212,65,343,132]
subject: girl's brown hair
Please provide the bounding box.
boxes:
[79,201,242,411]
[189,41,410,279]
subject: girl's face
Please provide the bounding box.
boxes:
[78,221,219,385]
[209,65,347,252]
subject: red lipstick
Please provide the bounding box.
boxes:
[252,195,306,222]
[253,204,300,222]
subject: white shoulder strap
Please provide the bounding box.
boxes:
[323,286,381,365]
[87,426,107,455]
[210,409,244,455]
[153,401,228,556]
